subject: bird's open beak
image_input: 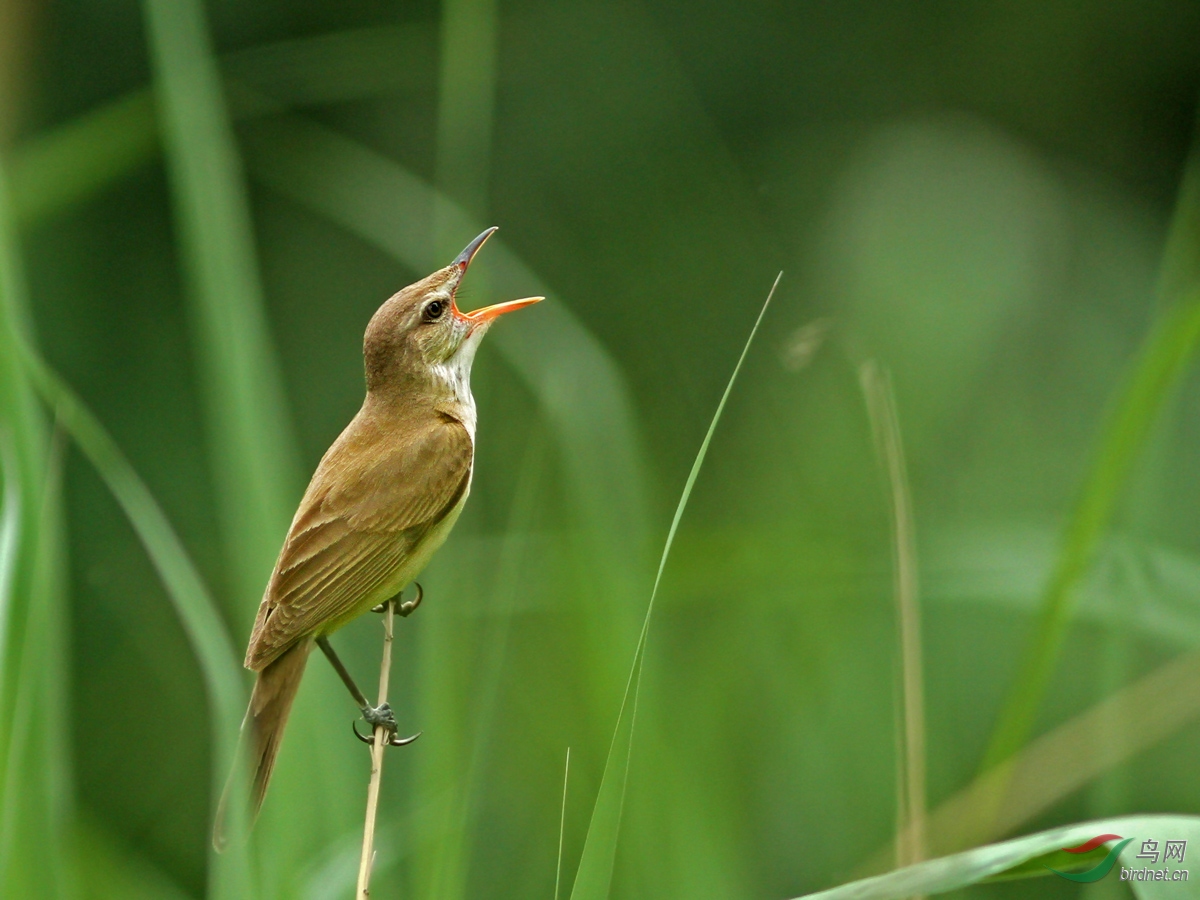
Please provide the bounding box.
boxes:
[453,227,498,270]
[462,295,544,323]
[451,227,544,324]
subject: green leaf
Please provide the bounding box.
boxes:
[9,25,436,227]
[0,157,75,898]
[983,128,1200,774]
[16,349,255,900]
[139,4,368,892]
[74,816,193,900]
[983,283,1200,772]
[791,815,1200,899]
[981,844,1109,882]
[569,274,780,900]
[140,0,302,613]
[924,525,1200,648]
[9,90,156,227]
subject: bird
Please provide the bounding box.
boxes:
[214,227,541,845]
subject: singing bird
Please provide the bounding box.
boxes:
[216,228,540,842]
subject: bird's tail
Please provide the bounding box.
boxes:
[213,638,313,851]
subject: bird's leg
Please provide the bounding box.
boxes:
[362,585,422,744]
[313,636,366,707]
[315,586,423,747]
[315,634,416,744]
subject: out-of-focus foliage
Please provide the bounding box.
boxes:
[2,1,1200,898]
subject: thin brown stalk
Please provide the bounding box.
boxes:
[860,361,927,879]
[357,599,397,898]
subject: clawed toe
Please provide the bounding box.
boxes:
[372,583,423,617]
[352,721,421,747]
[350,702,420,747]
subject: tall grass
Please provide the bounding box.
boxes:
[571,273,779,899]
[415,8,502,895]
[981,132,1200,775]
[141,1,333,896]
[0,158,74,899]
[859,361,926,874]
[10,23,654,899]
[21,346,253,898]
[141,0,301,622]
[7,6,1200,900]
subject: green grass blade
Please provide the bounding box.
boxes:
[790,815,1200,899]
[982,129,1200,774]
[1157,139,1200,305]
[15,348,256,899]
[556,747,570,900]
[73,815,194,900]
[981,282,1200,773]
[0,162,47,712]
[18,353,244,761]
[860,361,927,869]
[0,158,74,899]
[569,273,781,900]
[0,430,75,900]
[140,0,302,613]
[222,25,436,109]
[10,26,432,228]
[413,4,500,894]
[9,90,156,227]
[432,0,498,255]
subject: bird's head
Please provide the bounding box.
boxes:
[363,227,542,396]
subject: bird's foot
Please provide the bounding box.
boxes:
[372,582,423,617]
[352,703,421,748]
[363,702,398,732]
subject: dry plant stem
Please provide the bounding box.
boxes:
[357,598,397,898]
[860,362,927,880]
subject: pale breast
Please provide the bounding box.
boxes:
[319,463,473,634]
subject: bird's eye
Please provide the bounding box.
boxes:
[423,300,444,322]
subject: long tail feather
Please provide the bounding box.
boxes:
[213,638,313,850]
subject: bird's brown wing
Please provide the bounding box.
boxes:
[245,412,472,671]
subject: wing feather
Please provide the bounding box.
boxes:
[245,410,472,670]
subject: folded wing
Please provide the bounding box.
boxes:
[245,412,473,670]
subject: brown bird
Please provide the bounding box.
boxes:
[215,228,540,844]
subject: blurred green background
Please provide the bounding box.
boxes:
[3,0,1200,898]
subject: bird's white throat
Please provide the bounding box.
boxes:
[429,323,488,437]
